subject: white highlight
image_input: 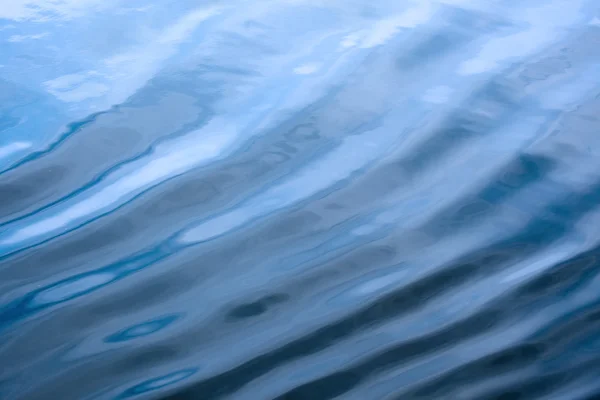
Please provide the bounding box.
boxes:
[41,6,222,105]
[293,63,321,75]
[422,86,453,104]
[0,0,110,21]
[44,72,109,102]
[33,273,116,305]
[180,126,399,244]
[458,0,584,75]
[360,3,434,48]
[354,270,408,295]
[1,121,236,246]
[0,142,31,159]
[340,33,360,48]
[7,32,48,42]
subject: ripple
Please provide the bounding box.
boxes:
[2,0,600,399]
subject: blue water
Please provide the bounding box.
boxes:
[2,1,600,399]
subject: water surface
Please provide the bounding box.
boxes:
[2,1,600,399]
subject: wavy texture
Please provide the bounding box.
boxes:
[2,1,600,399]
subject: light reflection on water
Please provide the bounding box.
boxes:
[2,0,600,399]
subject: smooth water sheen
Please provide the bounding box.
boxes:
[2,1,600,399]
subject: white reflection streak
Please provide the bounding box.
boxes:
[93,6,222,107]
[0,3,378,249]
[32,273,116,305]
[293,63,321,75]
[0,0,111,21]
[7,32,48,42]
[353,269,408,295]
[41,6,222,105]
[179,129,398,244]
[359,2,434,48]
[1,122,236,246]
[459,0,584,75]
[349,0,487,50]
[0,142,32,159]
